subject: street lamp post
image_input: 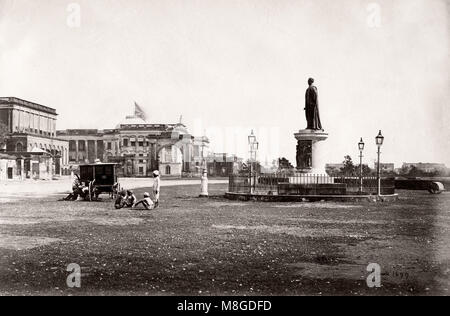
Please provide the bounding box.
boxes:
[248,130,258,194]
[199,140,208,197]
[375,130,384,196]
[358,138,365,194]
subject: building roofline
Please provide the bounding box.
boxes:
[57,123,181,134]
[0,97,57,116]
[8,132,69,143]
[402,162,447,166]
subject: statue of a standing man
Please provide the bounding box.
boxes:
[304,78,323,130]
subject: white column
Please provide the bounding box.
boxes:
[200,170,209,197]
[75,141,79,163]
[311,140,328,174]
[21,159,25,180]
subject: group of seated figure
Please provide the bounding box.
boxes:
[114,190,155,210]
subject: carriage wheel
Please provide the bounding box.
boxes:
[428,182,443,194]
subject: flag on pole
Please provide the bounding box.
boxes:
[134,102,147,121]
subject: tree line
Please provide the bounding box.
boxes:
[275,155,449,178]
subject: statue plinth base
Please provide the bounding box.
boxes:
[294,129,328,174]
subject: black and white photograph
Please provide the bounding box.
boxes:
[0,0,449,303]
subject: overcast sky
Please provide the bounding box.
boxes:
[0,0,448,167]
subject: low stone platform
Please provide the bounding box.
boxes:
[278,183,346,195]
[225,192,399,202]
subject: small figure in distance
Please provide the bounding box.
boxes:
[153,170,161,208]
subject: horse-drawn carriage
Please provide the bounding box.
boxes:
[78,163,121,201]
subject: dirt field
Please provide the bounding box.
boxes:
[0,177,227,203]
[0,183,449,296]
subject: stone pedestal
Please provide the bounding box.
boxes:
[294,129,328,174]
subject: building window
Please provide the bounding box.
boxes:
[139,167,144,175]
[123,139,128,147]
[78,141,85,151]
[131,141,136,147]
[107,142,112,150]
[166,165,171,175]
[69,141,76,151]
[16,143,24,152]
[138,141,144,147]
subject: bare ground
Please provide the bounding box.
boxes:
[0,183,449,296]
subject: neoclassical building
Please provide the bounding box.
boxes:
[57,108,209,178]
[0,97,69,179]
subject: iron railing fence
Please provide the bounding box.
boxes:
[334,176,395,195]
[228,173,395,195]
